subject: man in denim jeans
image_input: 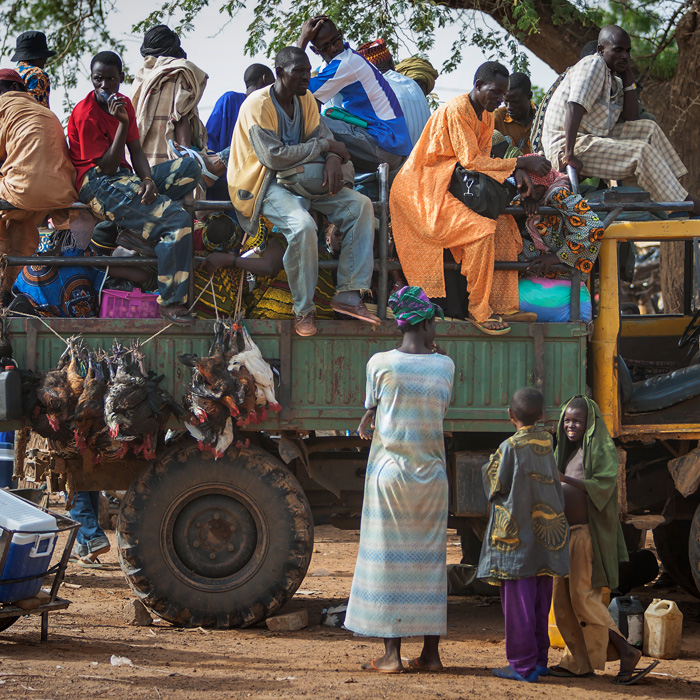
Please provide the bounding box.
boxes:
[69,491,110,567]
[228,46,378,337]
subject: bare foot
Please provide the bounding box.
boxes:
[361,656,404,673]
[617,644,642,679]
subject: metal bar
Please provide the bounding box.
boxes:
[377,163,390,320]
[25,319,37,372]
[531,324,546,415]
[41,611,48,642]
[601,208,625,230]
[570,268,581,322]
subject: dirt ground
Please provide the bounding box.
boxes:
[2,523,700,700]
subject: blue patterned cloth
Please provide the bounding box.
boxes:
[345,349,455,638]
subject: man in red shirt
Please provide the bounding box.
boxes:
[67,51,201,324]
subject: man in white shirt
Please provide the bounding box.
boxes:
[357,38,431,148]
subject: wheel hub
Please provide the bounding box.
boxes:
[172,494,257,578]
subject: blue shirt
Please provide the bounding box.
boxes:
[310,45,412,157]
[206,91,247,153]
[382,70,431,147]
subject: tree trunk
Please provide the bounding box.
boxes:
[448,1,700,311]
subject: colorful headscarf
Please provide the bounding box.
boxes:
[357,39,392,67]
[395,56,439,94]
[388,286,444,327]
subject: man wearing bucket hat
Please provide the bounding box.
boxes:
[12,31,55,109]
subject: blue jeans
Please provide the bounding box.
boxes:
[79,157,201,306]
[69,491,109,553]
[261,183,375,317]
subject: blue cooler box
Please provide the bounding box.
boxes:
[0,490,57,603]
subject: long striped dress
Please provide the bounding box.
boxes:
[345,349,455,638]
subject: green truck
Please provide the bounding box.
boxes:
[5,181,700,629]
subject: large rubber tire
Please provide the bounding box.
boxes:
[653,520,699,597]
[0,616,19,632]
[117,443,314,628]
[689,504,700,597]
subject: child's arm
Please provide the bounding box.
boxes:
[560,473,587,492]
[358,408,376,439]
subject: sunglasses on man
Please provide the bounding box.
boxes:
[311,33,343,54]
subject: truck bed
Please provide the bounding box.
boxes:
[3,317,587,433]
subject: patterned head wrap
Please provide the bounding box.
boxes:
[357,39,392,67]
[395,56,439,94]
[388,286,444,327]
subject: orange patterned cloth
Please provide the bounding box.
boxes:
[390,94,520,323]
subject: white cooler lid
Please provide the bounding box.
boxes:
[0,490,57,533]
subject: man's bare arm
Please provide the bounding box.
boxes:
[563,102,587,172]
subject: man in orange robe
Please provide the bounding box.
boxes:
[390,61,550,334]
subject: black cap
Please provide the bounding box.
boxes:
[11,31,56,62]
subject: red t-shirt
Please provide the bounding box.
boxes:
[67,91,140,190]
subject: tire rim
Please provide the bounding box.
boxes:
[160,483,269,592]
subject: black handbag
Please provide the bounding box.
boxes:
[449,165,517,220]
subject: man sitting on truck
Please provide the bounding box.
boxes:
[297,16,412,173]
[227,46,378,337]
[0,68,77,294]
[67,51,202,325]
[541,25,700,213]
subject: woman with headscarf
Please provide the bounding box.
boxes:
[344,286,455,673]
[131,24,222,178]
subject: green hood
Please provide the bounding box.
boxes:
[555,395,628,589]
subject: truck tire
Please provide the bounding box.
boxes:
[0,616,19,632]
[117,443,314,628]
[688,505,700,597]
[653,520,699,597]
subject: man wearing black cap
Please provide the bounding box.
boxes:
[12,31,55,109]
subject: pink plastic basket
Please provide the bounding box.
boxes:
[99,288,160,319]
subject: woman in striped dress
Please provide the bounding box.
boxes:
[345,286,455,673]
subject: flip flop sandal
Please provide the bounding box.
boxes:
[502,310,538,322]
[548,665,594,678]
[611,659,660,685]
[492,665,538,682]
[167,140,220,183]
[407,657,444,672]
[469,315,511,336]
[362,659,404,674]
[77,556,106,569]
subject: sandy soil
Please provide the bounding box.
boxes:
[1,524,700,700]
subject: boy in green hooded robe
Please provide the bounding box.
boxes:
[551,395,659,685]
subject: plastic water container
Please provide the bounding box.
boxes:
[609,595,645,648]
[644,599,683,659]
[100,288,159,319]
[0,490,57,603]
[0,364,21,420]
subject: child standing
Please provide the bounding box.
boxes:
[551,395,659,684]
[478,387,569,683]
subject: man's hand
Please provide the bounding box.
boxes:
[527,253,560,276]
[298,15,327,48]
[514,168,535,199]
[326,140,350,163]
[200,252,235,276]
[516,154,551,176]
[106,94,130,126]
[358,407,376,439]
[563,152,584,173]
[323,156,344,195]
[138,178,158,205]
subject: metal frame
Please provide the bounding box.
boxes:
[0,497,79,642]
[0,180,693,325]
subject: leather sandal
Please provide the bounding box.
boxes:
[159,305,196,325]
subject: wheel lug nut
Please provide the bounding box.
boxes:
[193,541,200,548]
[195,522,201,527]
[209,553,216,560]
[213,513,220,520]
[227,544,234,552]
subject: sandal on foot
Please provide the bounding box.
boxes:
[407,657,444,672]
[502,310,537,322]
[492,665,538,682]
[611,660,660,685]
[362,659,403,674]
[159,305,196,325]
[548,665,594,678]
[77,556,106,569]
[469,315,510,336]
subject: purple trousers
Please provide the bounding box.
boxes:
[500,576,553,677]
